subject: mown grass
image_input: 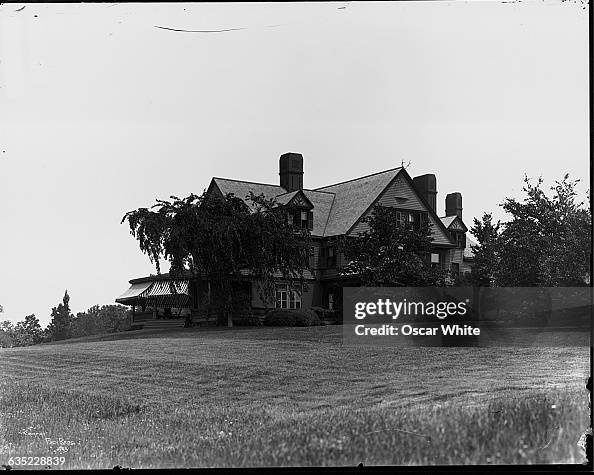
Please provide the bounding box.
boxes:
[0,326,589,468]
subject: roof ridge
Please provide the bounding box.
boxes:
[213,177,285,189]
[315,167,402,191]
[275,190,300,198]
[302,188,336,195]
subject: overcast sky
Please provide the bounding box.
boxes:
[0,1,589,326]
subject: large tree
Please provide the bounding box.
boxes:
[46,290,74,341]
[471,174,591,287]
[13,314,44,346]
[122,191,312,324]
[338,204,448,286]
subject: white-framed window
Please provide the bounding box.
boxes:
[430,253,440,263]
[275,284,302,309]
[300,211,308,227]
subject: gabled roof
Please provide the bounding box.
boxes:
[207,166,458,241]
[276,189,314,209]
[315,168,402,236]
[439,215,468,233]
[440,216,457,228]
[274,190,299,205]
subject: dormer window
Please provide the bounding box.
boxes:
[300,211,308,228]
[287,209,313,229]
[282,190,314,230]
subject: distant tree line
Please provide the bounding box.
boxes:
[0,291,132,348]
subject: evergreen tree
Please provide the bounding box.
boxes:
[47,290,73,341]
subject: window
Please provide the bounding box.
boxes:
[287,212,294,225]
[300,211,308,228]
[430,252,440,268]
[328,292,334,311]
[275,284,302,309]
[290,209,313,230]
[395,210,426,230]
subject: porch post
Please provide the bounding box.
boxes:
[132,304,136,323]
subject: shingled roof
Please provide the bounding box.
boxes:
[211,178,286,210]
[315,168,402,236]
[208,167,414,238]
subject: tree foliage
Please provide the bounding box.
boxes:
[71,304,131,338]
[122,191,312,319]
[469,213,501,287]
[14,314,44,346]
[46,290,74,341]
[0,320,15,348]
[470,174,591,286]
[338,204,448,286]
[0,315,43,348]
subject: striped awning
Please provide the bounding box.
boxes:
[144,280,189,298]
[115,281,153,304]
[115,279,191,308]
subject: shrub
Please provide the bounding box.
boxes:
[263,309,320,327]
[233,315,263,327]
[264,310,297,327]
[294,309,321,327]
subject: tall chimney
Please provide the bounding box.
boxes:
[445,192,463,219]
[412,174,437,211]
[279,152,303,192]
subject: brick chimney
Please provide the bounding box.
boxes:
[445,192,463,219]
[412,174,437,212]
[279,152,303,192]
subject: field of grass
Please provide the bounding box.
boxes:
[0,325,590,468]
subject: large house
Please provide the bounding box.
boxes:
[116,153,475,325]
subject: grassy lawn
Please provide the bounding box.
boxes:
[0,325,590,468]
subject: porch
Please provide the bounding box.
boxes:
[115,275,253,328]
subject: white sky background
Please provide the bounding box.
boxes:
[0,1,589,326]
